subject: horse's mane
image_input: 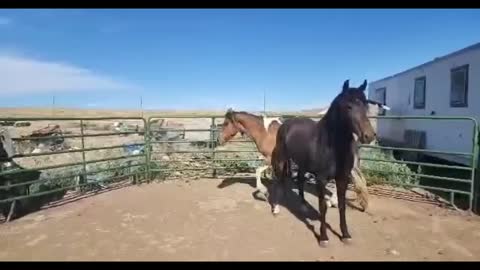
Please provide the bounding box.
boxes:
[226,110,263,124]
[318,90,356,146]
[320,92,342,129]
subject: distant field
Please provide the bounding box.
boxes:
[0,107,226,118]
[0,107,307,118]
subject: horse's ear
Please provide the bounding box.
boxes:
[342,79,350,93]
[226,108,236,121]
[359,80,367,92]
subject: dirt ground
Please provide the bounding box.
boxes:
[1,178,480,261]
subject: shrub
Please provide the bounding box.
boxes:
[359,147,418,186]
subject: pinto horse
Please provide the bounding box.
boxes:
[217,109,281,198]
[216,109,370,210]
[270,79,376,246]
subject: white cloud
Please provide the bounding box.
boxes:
[0,53,135,96]
[0,16,12,26]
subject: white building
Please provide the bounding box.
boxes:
[368,42,480,166]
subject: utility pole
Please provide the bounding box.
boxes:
[263,89,266,116]
[52,95,56,116]
[140,96,144,118]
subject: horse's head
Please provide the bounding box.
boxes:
[334,79,376,144]
[217,108,244,146]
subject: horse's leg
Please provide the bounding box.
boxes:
[297,171,308,213]
[316,175,329,246]
[271,177,286,215]
[271,160,287,216]
[255,165,269,196]
[336,175,352,243]
[326,181,338,208]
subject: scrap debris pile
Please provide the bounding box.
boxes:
[26,125,68,153]
[1,124,70,156]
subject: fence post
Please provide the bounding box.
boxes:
[79,120,88,192]
[144,118,151,183]
[210,117,217,178]
[472,122,479,213]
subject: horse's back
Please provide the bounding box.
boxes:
[277,117,334,175]
[265,118,279,130]
[280,117,317,144]
[278,117,317,160]
[256,117,282,161]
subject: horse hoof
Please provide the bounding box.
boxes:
[342,238,352,245]
[326,200,332,208]
[258,192,268,201]
[272,205,280,216]
[253,190,268,201]
[319,240,329,247]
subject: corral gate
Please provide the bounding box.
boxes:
[0,117,149,222]
[0,115,479,222]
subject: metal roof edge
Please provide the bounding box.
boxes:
[369,42,480,86]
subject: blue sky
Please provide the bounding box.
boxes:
[0,9,479,111]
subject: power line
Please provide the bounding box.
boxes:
[52,95,56,116]
[263,89,266,115]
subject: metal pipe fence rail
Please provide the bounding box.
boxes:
[358,115,479,213]
[1,114,479,222]
[146,114,323,181]
[0,117,148,222]
[147,115,261,181]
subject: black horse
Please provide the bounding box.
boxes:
[270,79,376,246]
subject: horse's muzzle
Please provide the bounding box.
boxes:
[360,132,376,144]
[216,136,225,146]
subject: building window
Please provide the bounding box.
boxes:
[413,76,426,109]
[375,87,386,115]
[375,87,386,105]
[450,65,469,107]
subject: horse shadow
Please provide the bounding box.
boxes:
[217,176,344,242]
[216,176,258,189]
[218,175,362,209]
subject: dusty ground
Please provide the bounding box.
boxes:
[1,178,479,261]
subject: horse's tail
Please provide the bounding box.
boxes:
[351,165,369,212]
[349,136,369,212]
[271,126,289,182]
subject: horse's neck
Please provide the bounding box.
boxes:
[236,113,267,146]
[319,111,354,151]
